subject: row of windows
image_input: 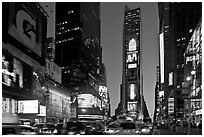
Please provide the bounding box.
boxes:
[56,37,74,44]
[177,37,186,42]
[176,64,184,68]
[56,21,68,26]
[56,27,82,35]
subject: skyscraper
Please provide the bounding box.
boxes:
[158,2,202,120]
[55,2,108,119]
[121,6,143,120]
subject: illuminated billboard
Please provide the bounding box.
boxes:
[159,33,164,84]
[77,94,101,109]
[128,38,137,51]
[126,51,138,63]
[168,98,174,114]
[128,63,137,68]
[37,105,46,116]
[169,72,173,86]
[18,100,39,114]
[128,83,137,101]
[8,3,47,57]
[2,52,33,90]
[127,102,137,111]
[99,86,108,107]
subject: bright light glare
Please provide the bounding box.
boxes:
[186,76,191,81]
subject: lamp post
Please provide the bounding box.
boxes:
[186,70,196,135]
[72,87,79,120]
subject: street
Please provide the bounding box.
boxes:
[152,129,185,135]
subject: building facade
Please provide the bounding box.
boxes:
[55,2,109,119]
[183,19,202,125]
[121,5,143,120]
[2,2,48,124]
[157,2,202,122]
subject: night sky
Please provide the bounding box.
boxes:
[41,1,159,117]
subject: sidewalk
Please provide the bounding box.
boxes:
[174,126,202,135]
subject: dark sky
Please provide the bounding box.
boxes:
[42,1,159,117]
[100,2,159,116]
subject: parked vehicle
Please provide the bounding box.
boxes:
[2,124,38,135]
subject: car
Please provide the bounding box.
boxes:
[2,124,38,135]
[61,121,89,135]
[140,124,152,135]
[84,121,105,135]
[115,121,141,135]
[33,123,57,135]
[55,123,64,135]
[104,121,120,135]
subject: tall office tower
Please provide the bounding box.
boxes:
[55,2,101,85]
[55,3,104,119]
[121,6,143,120]
[158,2,201,119]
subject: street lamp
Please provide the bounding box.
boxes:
[186,70,196,135]
[71,87,79,120]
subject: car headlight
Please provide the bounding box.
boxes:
[53,129,58,134]
[80,131,86,135]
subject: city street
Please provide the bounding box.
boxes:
[152,128,186,135]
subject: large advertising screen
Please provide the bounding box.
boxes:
[2,53,23,88]
[126,51,138,63]
[159,33,164,84]
[18,100,39,114]
[8,3,46,57]
[169,72,173,86]
[127,102,138,111]
[128,38,137,51]
[99,86,108,108]
[168,98,174,114]
[2,52,33,90]
[37,105,46,116]
[128,83,137,101]
[77,94,101,109]
[128,63,137,68]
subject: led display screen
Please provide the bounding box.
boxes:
[18,100,39,114]
[168,98,174,114]
[77,94,101,109]
[2,53,23,88]
[99,86,108,107]
[37,105,46,116]
[8,3,46,57]
[126,51,138,63]
[169,72,173,86]
[127,102,137,111]
[128,63,137,68]
[128,83,137,101]
[159,33,164,84]
[128,38,137,51]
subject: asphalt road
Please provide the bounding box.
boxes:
[152,128,186,135]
